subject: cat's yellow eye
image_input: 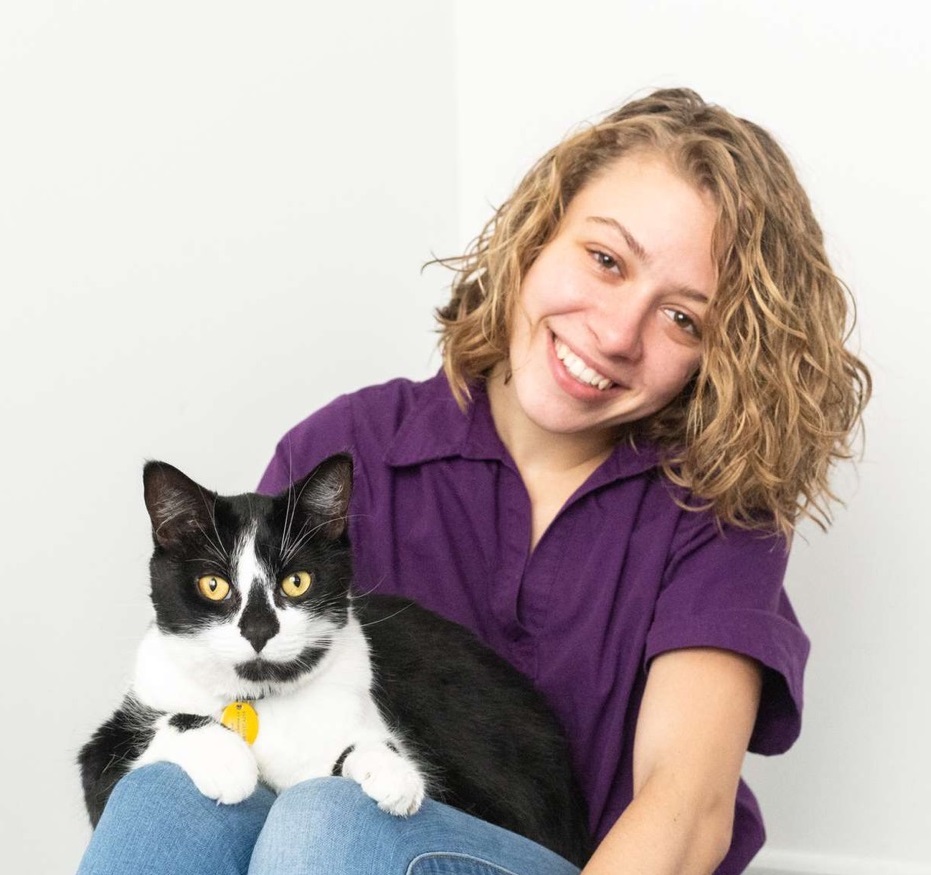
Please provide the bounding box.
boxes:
[280,571,313,598]
[196,575,231,602]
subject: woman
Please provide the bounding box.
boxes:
[77,88,870,875]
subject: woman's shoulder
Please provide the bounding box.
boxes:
[348,371,452,420]
[258,372,451,493]
[314,372,453,442]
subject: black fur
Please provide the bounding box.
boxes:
[238,584,281,651]
[79,696,160,827]
[78,455,592,865]
[234,644,329,682]
[331,745,355,776]
[169,714,214,732]
[357,594,591,865]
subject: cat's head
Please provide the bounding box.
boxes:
[141,455,354,698]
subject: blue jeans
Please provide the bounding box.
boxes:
[77,763,582,875]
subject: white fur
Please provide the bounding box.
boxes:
[135,716,258,804]
[341,743,426,816]
[235,528,265,596]
[130,529,426,816]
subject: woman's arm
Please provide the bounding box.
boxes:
[581,647,763,875]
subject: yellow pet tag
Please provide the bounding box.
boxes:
[221,701,259,745]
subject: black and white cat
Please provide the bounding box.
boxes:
[79,455,591,866]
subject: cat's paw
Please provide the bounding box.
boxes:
[137,720,259,805]
[183,725,259,804]
[341,743,425,816]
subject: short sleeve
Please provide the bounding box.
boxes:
[644,511,810,755]
[257,393,356,495]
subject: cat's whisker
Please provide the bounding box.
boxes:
[283,513,314,559]
[356,603,415,629]
[204,492,229,563]
[181,556,225,570]
[282,478,302,559]
[288,513,352,554]
[350,573,391,598]
[280,510,366,564]
[193,522,228,567]
[279,519,334,565]
[279,477,316,562]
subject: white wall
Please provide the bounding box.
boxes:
[456,2,930,873]
[4,2,929,873]
[0,3,457,872]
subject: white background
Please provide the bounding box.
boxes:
[1,3,928,874]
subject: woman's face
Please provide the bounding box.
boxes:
[502,153,717,449]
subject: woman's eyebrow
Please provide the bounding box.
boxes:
[586,216,710,305]
[670,285,710,306]
[586,216,650,263]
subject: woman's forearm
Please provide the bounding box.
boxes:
[580,772,733,875]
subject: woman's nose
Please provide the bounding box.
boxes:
[589,291,649,361]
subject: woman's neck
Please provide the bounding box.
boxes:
[487,366,615,550]
[486,366,615,482]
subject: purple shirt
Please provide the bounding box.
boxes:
[259,372,809,874]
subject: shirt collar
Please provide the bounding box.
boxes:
[383,372,507,467]
[384,370,661,488]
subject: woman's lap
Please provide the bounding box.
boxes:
[76,763,275,875]
[77,764,581,875]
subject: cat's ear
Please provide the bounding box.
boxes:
[143,461,216,549]
[290,453,353,539]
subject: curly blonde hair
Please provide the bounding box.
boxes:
[436,88,871,536]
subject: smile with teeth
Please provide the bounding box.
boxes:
[553,337,615,390]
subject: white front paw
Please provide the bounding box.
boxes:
[341,743,425,816]
[138,720,259,805]
[182,725,259,803]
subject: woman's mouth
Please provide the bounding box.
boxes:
[553,337,616,391]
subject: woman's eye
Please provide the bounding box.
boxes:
[663,308,700,337]
[196,575,231,602]
[280,571,313,598]
[589,249,619,272]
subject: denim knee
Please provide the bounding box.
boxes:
[115,762,273,841]
[79,763,275,875]
[248,777,580,875]
[249,777,411,874]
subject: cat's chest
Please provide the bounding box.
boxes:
[250,680,378,787]
[245,628,390,792]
